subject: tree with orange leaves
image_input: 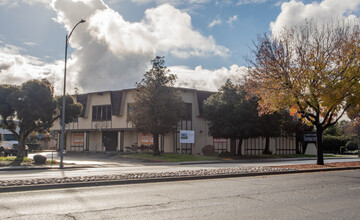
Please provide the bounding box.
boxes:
[246,20,360,165]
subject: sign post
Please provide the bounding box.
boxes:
[303,132,317,155]
[179,130,195,154]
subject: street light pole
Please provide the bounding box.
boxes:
[60,19,86,169]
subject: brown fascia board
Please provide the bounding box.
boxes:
[110,90,123,116]
[74,88,133,119]
[75,94,88,117]
[195,90,215,116]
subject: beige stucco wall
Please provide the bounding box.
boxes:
[124,130,138,150]
[52,88,216,154]
[177,89,214,154]
[192,118,213,155]
[89,131,102,152]
[163,133,175,153]
[112,90,135,128]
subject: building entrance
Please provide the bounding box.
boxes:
[102,131,118,151]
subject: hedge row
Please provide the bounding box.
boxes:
[323,135,357,153]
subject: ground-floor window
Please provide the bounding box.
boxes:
[70,132,84,151]
[213,138,228,153]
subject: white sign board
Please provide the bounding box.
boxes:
[180,130,195,144]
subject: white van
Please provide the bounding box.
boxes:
[0,128,29,157]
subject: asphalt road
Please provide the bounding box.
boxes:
[1,170,359,219]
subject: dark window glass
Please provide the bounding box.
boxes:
[181,103,192,121]
[3,134,16,141]
[92,105,112,121]
[126,103,133,122]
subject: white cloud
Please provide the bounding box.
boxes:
[0,41,66,94]
[0,0,232,94]
[131,0,210,6]
[215,0,232,7]
[236,0,268,6]
[0,0,18,7]
[22,0,50,4]
[48,0,228,93]
[227,15,238,27]
[0,0,50,7]
[171,64,246,91]
[23,41,38,47]
[271,0,360,37]
[208,17,222,28]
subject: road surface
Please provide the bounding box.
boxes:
[1,170,359,219]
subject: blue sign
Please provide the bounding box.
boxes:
[304,133,316,143]
[38,133,43,140]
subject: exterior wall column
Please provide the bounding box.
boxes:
[57,132,61,151]
[117,131,121,151]
[84,132,89,151]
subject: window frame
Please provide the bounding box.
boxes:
[92,105,112,121]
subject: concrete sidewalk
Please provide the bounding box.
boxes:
[0,155,359,193]
[0,154,359,171]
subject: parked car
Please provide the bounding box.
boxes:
[0,128,29,157]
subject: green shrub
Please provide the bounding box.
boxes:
[33,154,47,164]
[201,145,217,156]
[345,141,358,151]
[323,135,347,153]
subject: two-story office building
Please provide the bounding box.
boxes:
[51,88,225,155]
[51,87,298,155]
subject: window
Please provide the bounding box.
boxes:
[127,103,133,115]
[181,103,192,121]
[126,103,134,121]
[3,134,16,141]
[92,105,112,121]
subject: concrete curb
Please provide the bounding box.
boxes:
[1,166,359,193]
[178,156,359,165]
[1,156,358,170]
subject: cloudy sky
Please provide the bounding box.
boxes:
[1,0,360,94]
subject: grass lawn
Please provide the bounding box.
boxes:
[0,156,57,167]
[0,156,32,162]
[117,152,221,163]
[0,156,33,166]
[222,154,347,159]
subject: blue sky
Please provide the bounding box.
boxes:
[1,0,360,94]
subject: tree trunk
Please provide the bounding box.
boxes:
[153,133,160,156]
[230,138,236,154]
[16,133,26,161]
[357,124,360,158]
[237,138,243,156]
[316,126,324,165]
[263,136,271,154]
[295,133,301,154]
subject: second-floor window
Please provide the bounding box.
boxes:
[92,105,111,121]
[181,103,192,121]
